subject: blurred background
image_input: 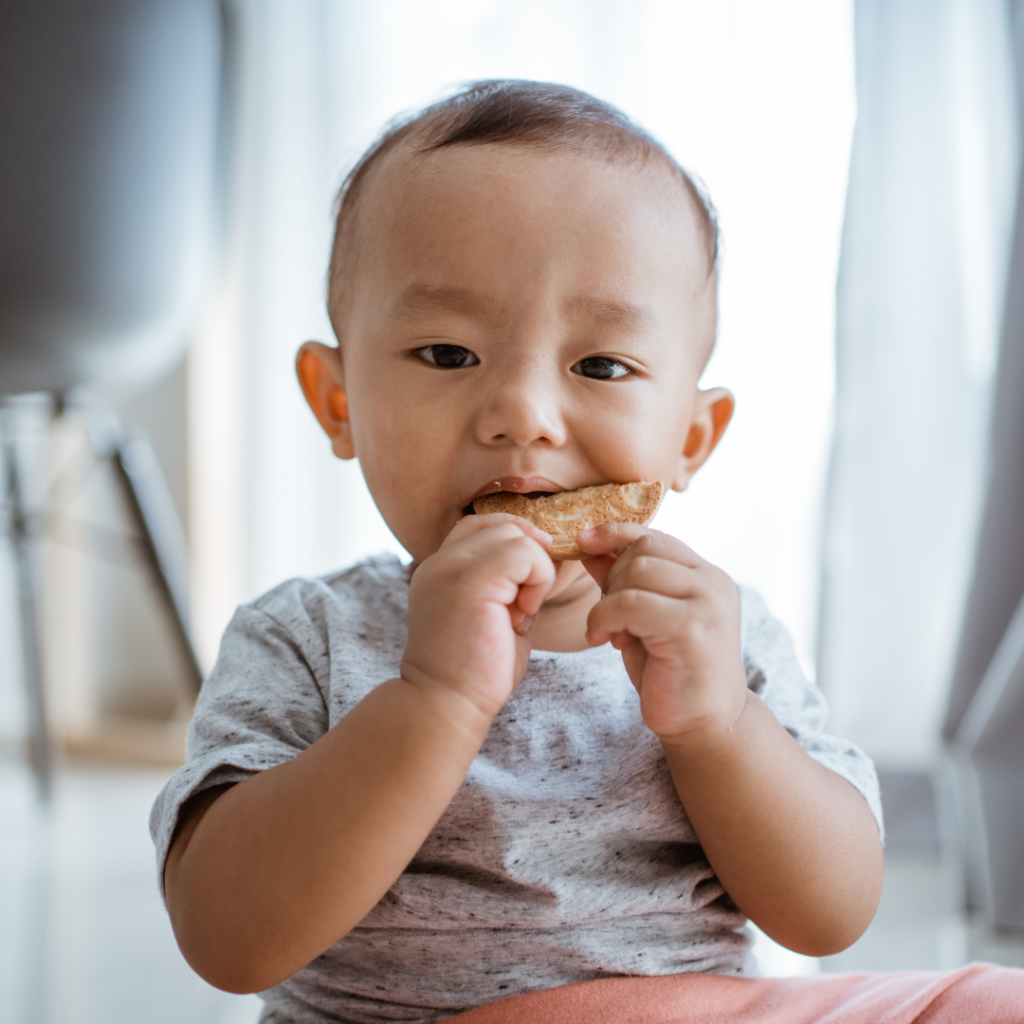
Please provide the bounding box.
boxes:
[2,0,1023,1021]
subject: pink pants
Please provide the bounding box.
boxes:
[446,963,1024,1023]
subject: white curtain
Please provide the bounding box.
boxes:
[188,0,857,677]
[942,0,1024,931]
[817,0,1019,770]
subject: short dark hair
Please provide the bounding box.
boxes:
[328,80,719,310]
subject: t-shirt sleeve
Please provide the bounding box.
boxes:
[739,585,885,841]
[149,597,331,893]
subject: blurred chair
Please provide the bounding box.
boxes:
[0,0,223,795]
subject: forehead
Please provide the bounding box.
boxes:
[337,143,713,339]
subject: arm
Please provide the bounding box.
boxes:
[165,515,554,994]
[662,693,882,955]
[578,525,883,957]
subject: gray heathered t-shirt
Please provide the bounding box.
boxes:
[151,554,883,1024]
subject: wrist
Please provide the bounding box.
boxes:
[396,664,499,744]
[657,687,755,767]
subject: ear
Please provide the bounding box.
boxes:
[296,341,356,460]
[671,387,734,492]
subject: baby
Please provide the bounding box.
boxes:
[152,81,990,1024]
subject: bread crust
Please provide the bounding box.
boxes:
[473,481,663,560]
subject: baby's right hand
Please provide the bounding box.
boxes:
[401,514,556,720]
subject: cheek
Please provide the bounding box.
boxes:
[576,385,692,480]
[347,380,463,554]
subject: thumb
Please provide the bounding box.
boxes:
[581,553,618,592]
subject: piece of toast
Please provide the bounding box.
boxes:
[473,481,663,560]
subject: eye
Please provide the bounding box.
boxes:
[414,344,480,369]
[571,356,631,380]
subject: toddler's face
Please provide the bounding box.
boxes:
[303,144,729,566]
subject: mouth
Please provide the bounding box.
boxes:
[462,476,565,516]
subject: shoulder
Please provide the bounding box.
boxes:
[736,584,783,647]
[734,583,826,727]
[187,554,409,748]
[734,584,883,834]
[243,553,409,632]
[210,554,408,685]
[736,585,803,676]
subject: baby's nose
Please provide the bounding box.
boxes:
[473,366,568,448]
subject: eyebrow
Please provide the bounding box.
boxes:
[385,285,505,325]
[385,285,657,334]
[563,295,657,334]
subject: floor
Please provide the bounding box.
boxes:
[1,759,1022,1024]
[821,855,1024,974]
[0,759,261,1024]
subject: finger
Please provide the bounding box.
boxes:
[586,589,692,649]
[445,512,552,551]
[575,522,652,559]
[509,553,557,634]
[490,533,557,621]
[514,574,554,619]
[435,524,555,601]
[431,523,556,633]
[606,629,638,652]
[492,531,558,591]
[512,614,535,637]
[581,530,701,595]
[581,552,618,591]
[578,523,704,565]
[578,525,668,593]
[604,554,701,601]
[581,525,704,581]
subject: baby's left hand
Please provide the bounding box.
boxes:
[578,524,748,749]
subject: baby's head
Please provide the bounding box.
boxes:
[299,80,733,566]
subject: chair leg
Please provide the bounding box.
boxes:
[107,431,204,697]
[2,411,52,800]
